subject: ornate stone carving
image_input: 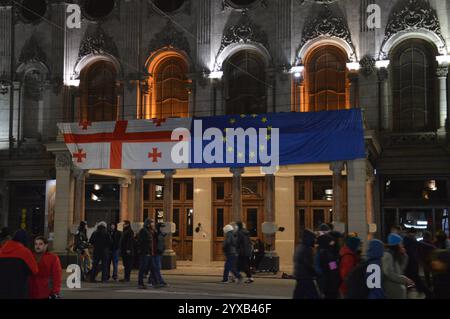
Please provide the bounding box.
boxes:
[383,132,438,146]
[382,0,445,55]
[51,76,63,95]
[436,66,449,78]
[78,25,119,60]
[377,67,389,82]
[55,152,72,169]
[148,20,191,56]
[359,55,376,77]
[19,34,47,65]
[217,12,268,56]
[297,5,354,62]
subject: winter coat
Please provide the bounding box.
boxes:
[119,226,135,256]
[382,249,409,299]
[366,239,385,299]
[339,245,360,296]
[89,225,112,257]
[74,229,88,251]
[237,229,252,257]
[293,230,316,280]
[403,236,420,280]
[28,252,62,299]
[223,231,238,256]
[0,240,39,299]
[156,232,166,255]
[109,229,122,251]
[316,235,341,298]
[137,227,155,256]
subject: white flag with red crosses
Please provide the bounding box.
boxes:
[58,118,191,170]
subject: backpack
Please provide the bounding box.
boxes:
[344,261,370,299]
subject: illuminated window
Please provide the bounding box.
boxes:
[392,39,437,132]
[304,45,348,112]
[225,50,267,115]
[81,60,118,122]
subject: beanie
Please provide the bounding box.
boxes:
[388,233,403,246]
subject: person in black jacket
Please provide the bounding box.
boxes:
[236,222,254,284]
[89,222,112,283]
[137,218,157,289]
[107,222,122,281]
[152,222,167,287]
[316,234,341,299]
[293,229,318,299]
[74,221,90,280]
[119,220,134,282]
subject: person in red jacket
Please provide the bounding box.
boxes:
[29,236,62,299]
[0,229,39,299]
[339,235,361,298]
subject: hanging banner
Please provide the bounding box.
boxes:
[58,109,365,170]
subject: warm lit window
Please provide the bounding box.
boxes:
[224,50,267,115]
[304,45,349,112]
[80,60,118,122]
[392,39,437,132]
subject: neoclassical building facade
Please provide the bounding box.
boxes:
[0,0,449,268]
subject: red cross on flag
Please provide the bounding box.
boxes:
[58,118,191,170]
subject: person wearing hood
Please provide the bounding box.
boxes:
[222,224,241,283]
[339,236,361,297]
[119,220,134,282]
[235,221,254,284]
[137,218,157,289]
[382,233,414,299]
[89,221,112,282]
[430,250,450,299]
[74,221,90,281]
[366,239,385,299]
[0,229,39,299]
[293,229,319,299]
[316,234,341,299]
[107,222,122,281]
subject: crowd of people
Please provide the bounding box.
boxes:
[293,223,450,299]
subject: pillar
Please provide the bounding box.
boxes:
[192,177,212,265]
[275,175,295,270]
[73,168,86,225]
[162,169,176,269]
[378,67,391,131]
[437,66,449,131]
[348,71,359,109]
[120,178,131,222]
[347,159,369,242]
[53,152,74,255]
[230,167,244,223]
[330,161,345,231]
[132,170,145,224]
[263,173,276,254]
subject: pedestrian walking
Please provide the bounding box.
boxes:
[119,220,134,282]
[236,221,254,283]
[153,222,167,287]
[137,218,157,289]
[89,221,112,283]
[108,222,122,281]
[339,235,361,297]
[29,236,62,299]
[315,234,341,299]
[221,224,241,283]
[0,229,38,299]
[293,229,319,299]
[74,221,90,281]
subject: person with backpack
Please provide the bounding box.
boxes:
[236,222,254,284]
[293,229,319,299]
[119,220,134,282]
[315,234,341,299]
[339,236,361,297]
[382,233,414,299]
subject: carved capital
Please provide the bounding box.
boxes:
[436,66,449,78]
[230,167,245,177]
[377,67,389,82]
[330,161,345,175]
[55,152,72,170]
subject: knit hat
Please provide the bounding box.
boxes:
[345,236,361,252]
[12,229,29,246]
[387,233,403,246]
[318,223,331,232]
[223,224,234,234]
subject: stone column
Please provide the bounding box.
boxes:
[437,66,449,131]
[73,168,87,225]
[53,152,75,255]
[120,178,131,222]
[348,71,359,109]
[366,174,376,240]
[347,159,369,242]
[162,169,176,269]
[264,173,276,253]
[230,167,244,222]
[330,161,345,229]
[192,177,212,265]
[378,67,391,131]
[132,170,145,223]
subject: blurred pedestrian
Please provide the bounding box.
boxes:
[315,234,340,299]
[236,222,254,284]
[137,219,156,289]
[74,221,90,281]
[222,224,241,283]
[293,229,319,299]
[119,220,134,282]
[434,230,450,251]
[430,250,450,299]
[107,222,122,281]
[89,221,112,283]
[339,235,361,297]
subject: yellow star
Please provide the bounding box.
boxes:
[240,114,246,118]
[223,128,229,133]
[222,136,227,143]
[251,114,258,118]
[227,146,234,153]
[229,118,236,124]
[238,152,244,158]
[249,151,256,159]
[260,145,266,151]
[261,117,268,123]
[265,134,271,140]
[267,126,272,131]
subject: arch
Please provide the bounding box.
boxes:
[302,44,350,112]
[16,61,49,81]
[380,29,446,60]
[213,42,271,72]
[297,37,356,65]
[74,53,122,80]
[223,49,268,115]
[144,48,191,119]
[390,38,438,132]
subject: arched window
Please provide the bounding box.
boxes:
[81,60,118,122]
[392,39,437,132]
[304,45,348,112]
[152,56,189,119]
[225,50,267,115]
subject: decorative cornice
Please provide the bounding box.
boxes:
[148,20,191,56]
[19,34,47,65]
[382,0,445,53]
[78,25,119,60]
[359,55,376,77]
